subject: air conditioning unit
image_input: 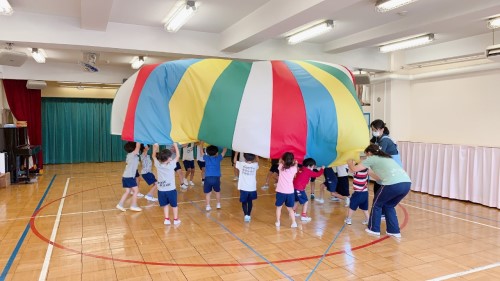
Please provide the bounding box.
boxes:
[26,80,47,90]
[486,44,500,62]
[0,50,28,67]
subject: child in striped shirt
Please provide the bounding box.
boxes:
[344,167,370,225]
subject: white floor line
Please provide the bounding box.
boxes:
[400,202,500,230]
[38,178,70,281]
[428,262,500,280]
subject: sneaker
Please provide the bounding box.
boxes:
[381,215,386,221]
[362,220,369,225]
[145,195,158,202]
[291,222,298,228]
[206,205,211,212]
[261,184,269,190]
[330,197,341,202]
[275,221,280,227]
[244,215,251,222]
[129,206,142,212]
[233,176,239,181]
[164,219,171,225]
[344,197,350,207]
[116,204,126,212]
[301,216,312,222]
[310,193,315,200]
[316,198,324,204]
[173,219,181,225]
[183,178,188,186]
[365,228,381,236]
[180,183,188,189]
[189,181,195,186]
[344,218,352,225]
[136,192,145,198]
[216,203,221,209]
[387,232,401,238]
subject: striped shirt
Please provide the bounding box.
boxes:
[352,169,369,192]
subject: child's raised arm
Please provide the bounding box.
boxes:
[173,143,180,163]
[221,147,227,157]
[198,142,205,156]
[152,143,159,159]
[134,142,141,155]
[233,151,239,163]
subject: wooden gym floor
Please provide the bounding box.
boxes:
[1,159,500,281]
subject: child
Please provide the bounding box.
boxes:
[140,144,158,202]
[275,152,298,228]
[344,167,370,225]
[195,142,205,184]
[170,144,188,189]
[315,167,336,204]
[182,143,195,186]
[153,143,181,225]
[200,143,227,211]
[293,158,324,222]
[234,152,259,222]
[261,158,279,190]
[334,164,351,207]
[117,142,142,212]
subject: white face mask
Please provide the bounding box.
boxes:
[372,131,381,137]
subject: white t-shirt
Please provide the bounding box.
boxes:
[235,161,259,191]
[122,152,139,178]
[336,164,349,177]
[182,144,194,161]
[140,153,152,174]
[196,145,204,162]
[154,158,177,191]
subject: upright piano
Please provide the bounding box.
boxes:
[0,127,41,183]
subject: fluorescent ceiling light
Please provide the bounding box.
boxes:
[379,33,434,53]
[31,48,46,63]
[131,56,146,69]
[488,17,500,29]
[286,20,334,45]
[164,0,200,33]
[0,0,13,15]
[376,0,418,12]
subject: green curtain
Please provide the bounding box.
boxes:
[42,98,126,164]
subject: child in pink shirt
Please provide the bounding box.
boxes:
[275,152,298,228]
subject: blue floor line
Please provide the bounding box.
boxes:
[305,223,346,281]
[0,175,57,281]
[190,201,293,280]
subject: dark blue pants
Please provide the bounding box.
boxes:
[368,182,411,233]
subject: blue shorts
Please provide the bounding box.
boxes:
[204,176,221,193]
[323,168,338,192]
[275,192,295,208]
[349,191,368,211]
[158,190,178,207]
[197,160,205,169]
[122,177,137,188]
[240,190,257,203]
[183,160,195,170]
[174,162,181,171]
[141,172,157,185]
[337,176,350,196]
[135,170,139,178]
[294,190,308,204]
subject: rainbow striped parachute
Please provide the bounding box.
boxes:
[111,59,369,166]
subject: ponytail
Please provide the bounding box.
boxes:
[364,144,392,158]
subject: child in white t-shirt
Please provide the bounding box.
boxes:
[234,152,259,222]
[153,143,181,225]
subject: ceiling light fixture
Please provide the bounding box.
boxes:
[131,56,146,69]
[31,48,46,63]
[379,33,435,53]
[286,20,334,45]
[163,0,200,33]
[488,17,500,29]
[376,0,418,12]
[0,0,13,15]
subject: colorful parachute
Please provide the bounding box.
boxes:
[111,59,369,166]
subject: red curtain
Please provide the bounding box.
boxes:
[2,79,43,168]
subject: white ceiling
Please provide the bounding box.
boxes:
[1,0,500,83]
